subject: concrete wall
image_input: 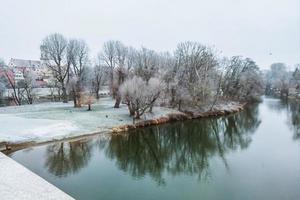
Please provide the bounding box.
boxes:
[0,152,75,200]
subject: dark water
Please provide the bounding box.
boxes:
[8,98,300,200]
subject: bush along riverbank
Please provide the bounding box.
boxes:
[111,101,246,133]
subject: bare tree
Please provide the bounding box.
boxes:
[99,40,118,94]
[269,63,289,97]
[40,33,69,103]
[134,47,159,82]
[174,42,218,108]
[222,56,264,101]
[4,67,37,105]
[99,40,130,108]
[157,52,176,106]
[67,39,89,107]
[292,64,300,96]
[48,79,61,101]
[125,47,137,76]
[92,57,107,99]
[113,42,128,108]
[19,70,37,104]
[4,68,24,105]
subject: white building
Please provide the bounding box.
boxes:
[8,58,53,84]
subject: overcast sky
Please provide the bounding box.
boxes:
[1,0,299,69]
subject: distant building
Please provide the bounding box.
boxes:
[8,58,53,85]
[8,58,41,69]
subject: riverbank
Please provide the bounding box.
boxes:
[0,97,177,146]
[0,98,245,151]
[111,101,245,133]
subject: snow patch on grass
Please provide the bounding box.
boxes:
[0,115,79,142]
[0,97,179,143]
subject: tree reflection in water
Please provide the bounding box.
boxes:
[287,100,300,140]
[266,98,300,141]
[45,139,92,177]
[104,104,261,184]
[44,105,260,182]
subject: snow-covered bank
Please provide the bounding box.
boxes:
[110,101,245,133]
[0,97,245,148]
[0,97,178,145]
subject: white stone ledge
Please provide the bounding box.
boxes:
[0,152,75,200]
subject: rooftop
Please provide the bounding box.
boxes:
[9,59,41,68]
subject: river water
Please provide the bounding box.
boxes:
[8,97,300,200]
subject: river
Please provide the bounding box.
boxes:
[8,97,300,200]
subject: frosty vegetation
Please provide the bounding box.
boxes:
[265,63,300,98]
[120,77,163,119]
[0,33,268,119]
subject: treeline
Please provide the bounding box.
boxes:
[265,63,300,98]
[1,33,264,118]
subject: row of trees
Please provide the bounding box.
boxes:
[40,34,93,107]
[265,63,300,98]
[97,40,264,118]
[1,33,264,117]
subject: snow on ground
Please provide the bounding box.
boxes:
[0,97,178,143]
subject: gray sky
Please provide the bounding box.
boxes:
[1,0,299,69]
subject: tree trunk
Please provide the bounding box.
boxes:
[73,91,77,107]
[178,100,182,111]
[110,70,114,97]
[61,84,68,103]
[169,87,177,107]
[96,90,100,99]
[88,104,91,111]
[114,94,121,108]
[135,110,140,119]
[149,105,153,113]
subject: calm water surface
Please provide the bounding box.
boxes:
[8,98,300,200]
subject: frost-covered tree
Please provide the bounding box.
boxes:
[4,68,37,105]
[292,64,300,95]
[120,76,164,120]
[272,63,289,97]
[18,70,37,104]
[156,52,176,106]
[99,40,129,108]
[134,47,159,82]
[99,40,118,92]
[222,57,264,101]
[40,33,70,103]
[4,67,24,105]
[173,42,218,108]
[67,39,90,107]
[113,42,128,108]
[91,60,107,99]
[265,63,289,97]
